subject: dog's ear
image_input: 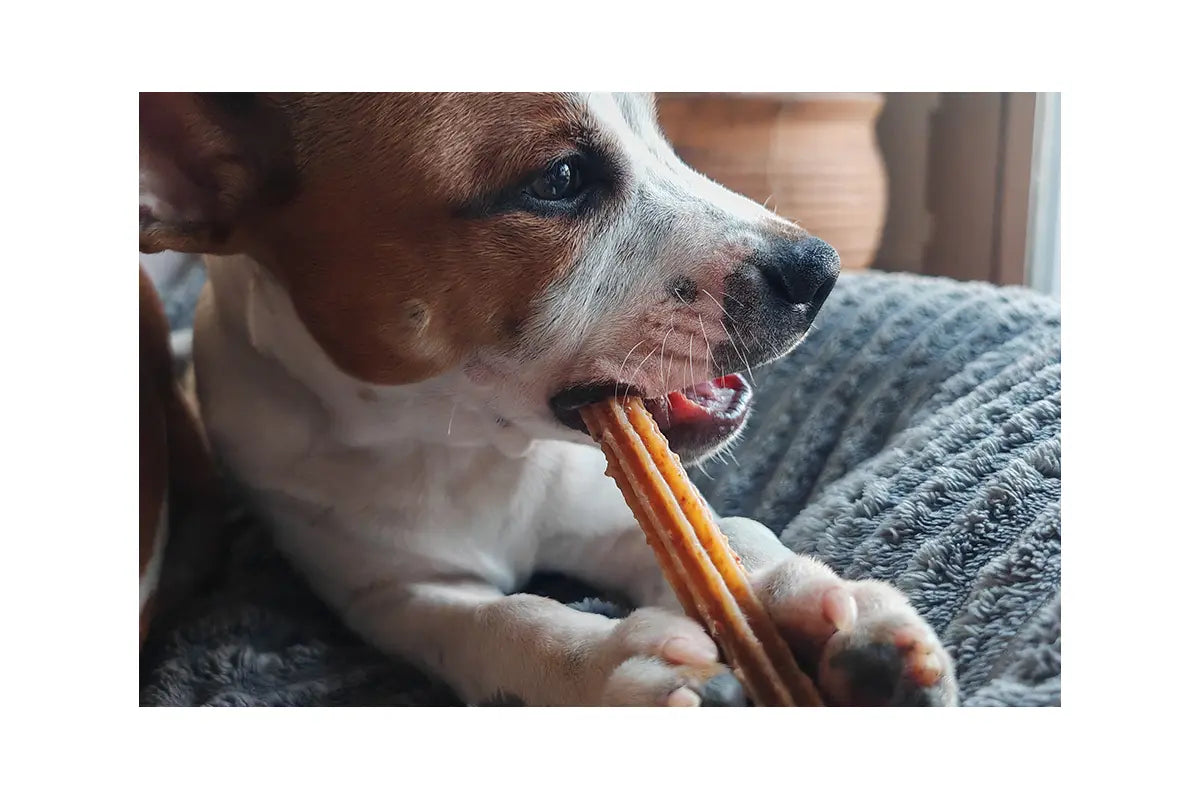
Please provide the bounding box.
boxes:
[140,92,297,254]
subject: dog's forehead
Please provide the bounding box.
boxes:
[280,93,586,194]
[584,92,658,135]
[279,93,669,198]
[580,92,677,163]
[415,92,670,189]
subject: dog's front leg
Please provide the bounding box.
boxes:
[713,517,959,705]
[539,488,959,706]
[343,579,744,706]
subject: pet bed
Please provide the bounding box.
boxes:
[139,263,1061,706]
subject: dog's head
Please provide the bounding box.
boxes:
[140,92,838,462]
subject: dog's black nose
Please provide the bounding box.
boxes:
[758,236,841,310]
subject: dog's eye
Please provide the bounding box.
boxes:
[527,157,585,202]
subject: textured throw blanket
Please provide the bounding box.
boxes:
[139,267,1061,706]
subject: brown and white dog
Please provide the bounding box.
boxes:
[139,92,957,705]
[139,267,222,646]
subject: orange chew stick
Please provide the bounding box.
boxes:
[580,396,823,707]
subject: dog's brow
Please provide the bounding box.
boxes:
[611,93,660,136]
[456,138,625,220]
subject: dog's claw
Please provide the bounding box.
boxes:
[666,687,702,706]
[822,586,858,632]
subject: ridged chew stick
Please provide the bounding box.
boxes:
[579,396,823,707]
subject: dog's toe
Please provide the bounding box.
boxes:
[603,656,746,706]
[818,617,958,707]
[694,668,747,706]
[754,561,958,706]
[599,609,749,706]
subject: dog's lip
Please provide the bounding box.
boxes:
[550,374,752,454]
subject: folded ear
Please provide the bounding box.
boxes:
[139,92,297,254]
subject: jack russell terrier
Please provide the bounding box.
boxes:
[140,92,957,706]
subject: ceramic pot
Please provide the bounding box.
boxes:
[656,92,888,271]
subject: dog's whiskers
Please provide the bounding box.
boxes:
[700,287,743,312]
[687,333,697,393]
[697,312,712,369]
[446,402,458,437]
[698,288,754,382]
[660,325,674,387]
[627,346,660,403]
[722,309,758,386]
[716,316,755,386]
[658,325,673,425]
[616,339,647,385]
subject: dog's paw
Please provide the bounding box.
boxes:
[597,607,747,706]
[754,558,958,706]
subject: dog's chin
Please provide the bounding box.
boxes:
[549,374,751,465]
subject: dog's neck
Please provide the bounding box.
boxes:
[203,254,538,459]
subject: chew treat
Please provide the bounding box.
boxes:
[580,396,823,707]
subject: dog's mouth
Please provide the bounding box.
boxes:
[550,374,751,462]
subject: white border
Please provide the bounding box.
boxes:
[11,0,1200,796]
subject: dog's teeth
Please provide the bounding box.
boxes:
[666,687,702,707]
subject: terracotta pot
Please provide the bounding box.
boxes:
[656,92,888,272]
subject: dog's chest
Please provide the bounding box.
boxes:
[282,440,558,593]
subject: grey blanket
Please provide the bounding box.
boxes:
[139,268,1061,706]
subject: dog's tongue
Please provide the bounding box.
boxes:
[650,374,744,430]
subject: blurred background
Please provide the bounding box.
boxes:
[657,92,1060,298]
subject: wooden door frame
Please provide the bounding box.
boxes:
[874,92,1051,289]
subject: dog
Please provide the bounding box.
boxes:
[139,266,222,647]
[139,92,957,705]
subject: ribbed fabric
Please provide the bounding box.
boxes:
[691,271,1061,706]
[141,270,1060,706]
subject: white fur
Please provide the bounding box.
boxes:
[187,93,952,706]
[195,257,696,704]
[189,94,796,705]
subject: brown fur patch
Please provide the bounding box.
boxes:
[141,93,600,385]
[242,94,595,384]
